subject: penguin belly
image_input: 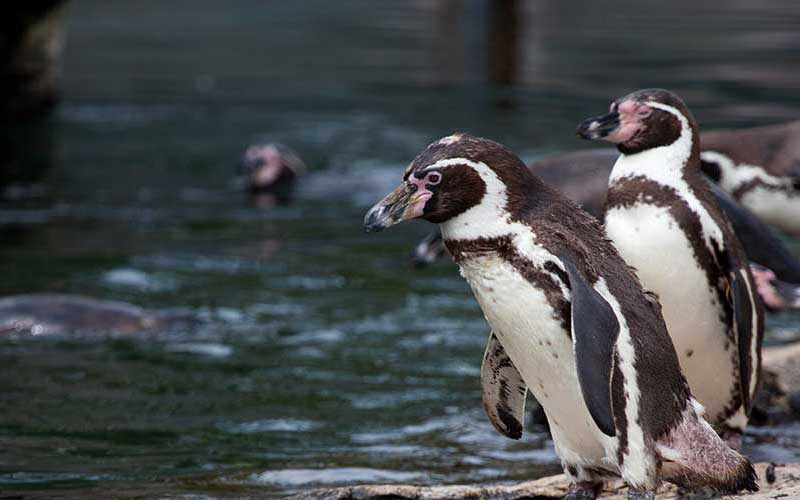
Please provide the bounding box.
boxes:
[739,186,800,235]
[605,203,737,425]
[459,254,617,468]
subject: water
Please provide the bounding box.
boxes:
[1,1,800,498]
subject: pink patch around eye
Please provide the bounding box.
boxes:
[408,175,428,190]
[617,100,639,114]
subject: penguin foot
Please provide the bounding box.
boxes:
[564,481,600,500]
[626,489,655,500]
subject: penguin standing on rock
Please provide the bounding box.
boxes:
[364,134,757,500]
[577,89,764,450]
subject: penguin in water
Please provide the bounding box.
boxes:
[238,143,306,206]
[364,134,757,500]
[577,89,764,450]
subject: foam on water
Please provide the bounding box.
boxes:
[250,467,426,486]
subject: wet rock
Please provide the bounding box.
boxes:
[750,367,790,426]
[763,342,800,393]
[0,294,198,336]
[288,462,800,500]
[753,342,800,423]
[288,345,800,499]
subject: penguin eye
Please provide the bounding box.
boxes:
[609,102,617,112]
[426,172,442,185]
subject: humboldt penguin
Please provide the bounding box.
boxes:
[410,150,800,312]
[700,120,800,235]
[364,134,757,499]
[577,89,765,448]
[238,143,306,206]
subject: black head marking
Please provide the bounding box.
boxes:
[404,133,550,223]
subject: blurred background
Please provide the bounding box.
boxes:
[1,1,799,498]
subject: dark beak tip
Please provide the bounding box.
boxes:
[363,210,386,234]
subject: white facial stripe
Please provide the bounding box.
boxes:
[432,157,569,295]
[700,151,738,191]
[609,102,724,251]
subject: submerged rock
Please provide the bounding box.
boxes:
[0,293,197,336]
[288,462,797,500]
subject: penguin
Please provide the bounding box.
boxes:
[410,150,800,312]
[238,143,306,206]
[700,120,800,236]
[364,133,757,500]
[577,89,765,449]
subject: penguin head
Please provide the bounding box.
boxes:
[577,88,698,155]
[239,143,306,193]
[364,133,536,232]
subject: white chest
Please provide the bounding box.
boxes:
[604,203,735,421]
[457,253,615,463]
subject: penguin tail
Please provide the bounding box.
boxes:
[656,399,758,493]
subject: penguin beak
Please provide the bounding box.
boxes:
[576,111,621,140]
[364,183,430,233]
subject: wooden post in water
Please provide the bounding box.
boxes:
[487,0,520,86]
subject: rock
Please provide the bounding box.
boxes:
[751,342,800,423]
[763,342,800,394]
[0,294,198,336]
[288,462,800,500]
[751,366,789,425]
[288,344,800,500]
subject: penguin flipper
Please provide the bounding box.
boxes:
[480,332,527,439]
[730,268,758,413]
[561,255,619,437]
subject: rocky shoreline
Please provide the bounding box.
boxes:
[289,341,800,499]
[289,462,797,499]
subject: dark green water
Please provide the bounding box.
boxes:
[1,1,800,498]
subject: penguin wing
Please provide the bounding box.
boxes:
[729,267,758,413]
[480,332,527,439]
[561,255,619,437]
